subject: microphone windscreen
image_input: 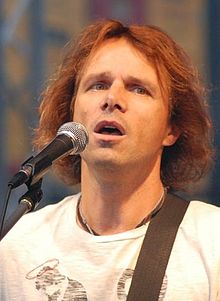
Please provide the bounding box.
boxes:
[57,122,89,154]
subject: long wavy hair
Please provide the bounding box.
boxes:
[34,19,214,191]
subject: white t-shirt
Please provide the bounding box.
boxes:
[0,193,220,301]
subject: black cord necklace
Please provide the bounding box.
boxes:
[76,188,167,236]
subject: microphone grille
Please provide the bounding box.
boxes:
[57,122,89,153]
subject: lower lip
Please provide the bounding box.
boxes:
[93,132,126,142]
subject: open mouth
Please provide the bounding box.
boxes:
[94,121,125,136]
[98,126,122,136]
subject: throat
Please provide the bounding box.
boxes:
[76,188,167,235]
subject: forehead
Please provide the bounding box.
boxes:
[82,38,158,80]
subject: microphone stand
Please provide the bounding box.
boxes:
[0,180,43,241]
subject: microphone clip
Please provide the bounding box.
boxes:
[19,179,43,212]
[0,179,43,240]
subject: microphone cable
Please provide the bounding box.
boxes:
[0,184,12,240]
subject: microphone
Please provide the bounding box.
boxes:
[8,122,89,189]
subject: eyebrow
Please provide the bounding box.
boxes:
[80,72,113,87]
[125,75,159,96]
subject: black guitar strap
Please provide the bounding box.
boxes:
[127,193,189,301]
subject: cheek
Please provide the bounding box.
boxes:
[73,94,102,123]
[72,97,87,122]
[135,108,169,140]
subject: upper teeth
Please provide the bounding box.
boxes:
[104,126,116,129]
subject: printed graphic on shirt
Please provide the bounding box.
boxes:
[159,275,168,300]
[26,259,167,300]
[117,268,133,300]
[117,269,167,301]
[26,259,87,300]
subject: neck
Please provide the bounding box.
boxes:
[78,160,165,235]
[77,188,166,235]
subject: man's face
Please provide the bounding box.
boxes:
[73,38,177,172]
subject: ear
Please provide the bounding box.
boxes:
[162,125,180,147]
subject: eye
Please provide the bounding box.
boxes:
[89,82,109,91]
[132,86,150,96]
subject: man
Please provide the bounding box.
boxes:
[0,19,220,300]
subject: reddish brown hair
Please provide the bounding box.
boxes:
[34,19,213,190]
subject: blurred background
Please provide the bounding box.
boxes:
[0,0,220,217]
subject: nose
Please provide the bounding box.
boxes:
[100,83,127,113]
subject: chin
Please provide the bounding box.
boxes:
[86,153,123,170]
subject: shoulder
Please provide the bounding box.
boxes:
[1,193,80,242]
[180,200,220,248]
[184,200,220,225]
